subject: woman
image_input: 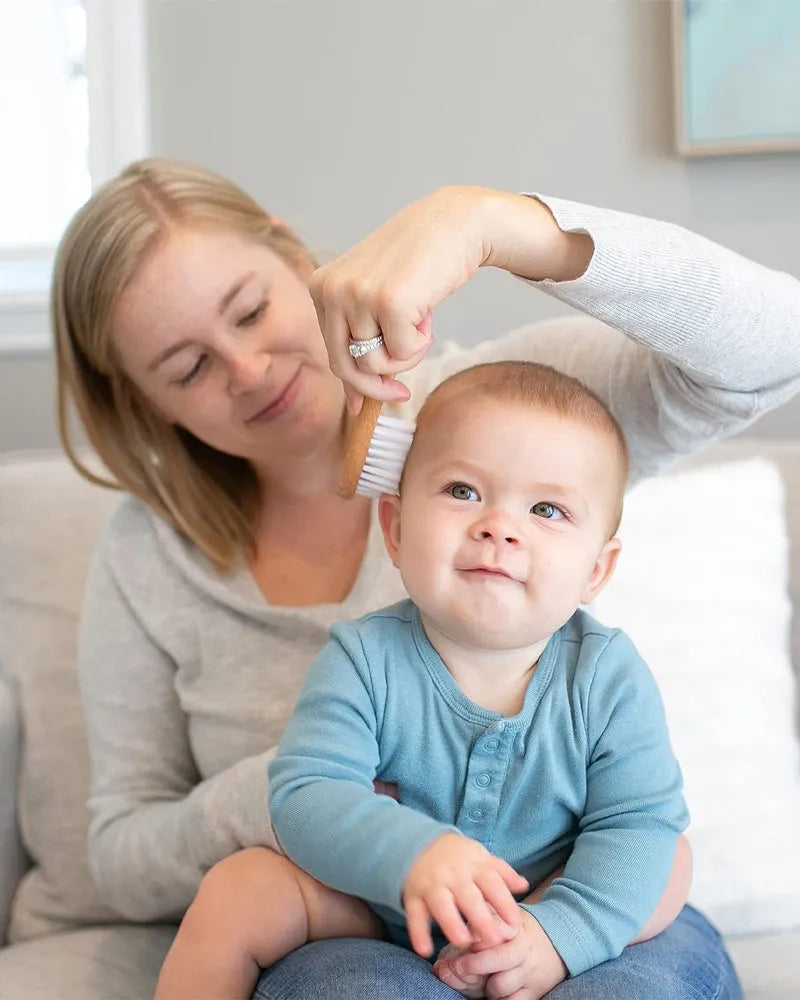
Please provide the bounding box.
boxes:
[55,158,799,999]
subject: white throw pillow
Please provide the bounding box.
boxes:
[593,458,800,937]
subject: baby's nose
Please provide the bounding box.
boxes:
[472,511,520,545]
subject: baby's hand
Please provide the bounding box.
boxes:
[434,943,487,999]
[402,833,528,957]
[436,909,568,1000]
[433,913,517,998]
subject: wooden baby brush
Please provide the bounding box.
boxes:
[338,393,415,498]
[339,314,429,498]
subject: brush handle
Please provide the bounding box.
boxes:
[338,394,385,498]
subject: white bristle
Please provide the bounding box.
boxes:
[355,413,415,497]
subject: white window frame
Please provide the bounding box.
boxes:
[0,0,150,355]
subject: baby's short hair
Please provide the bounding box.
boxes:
[405,361,630,535]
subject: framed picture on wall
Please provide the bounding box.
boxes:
[672,0,800,156]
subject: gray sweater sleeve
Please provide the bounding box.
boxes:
[530,195,800,477]
[532,194,800,396]
[78,535,277,922]
[408,196,799,482]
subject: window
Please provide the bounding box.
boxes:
[0,0,149,353]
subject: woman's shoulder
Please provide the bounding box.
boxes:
[92,492,257,616]
[94,493,191,588]
[97,492,162,555]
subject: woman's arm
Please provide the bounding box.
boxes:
[525,192,800,396]
[79,545,276,923]
[311,187,799,477]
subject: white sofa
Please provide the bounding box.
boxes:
[0,440,799,999]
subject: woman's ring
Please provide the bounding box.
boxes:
[348,334,385,359]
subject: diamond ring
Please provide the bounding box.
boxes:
[348,334,385,359]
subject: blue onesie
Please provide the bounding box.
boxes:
[269,599,687,976]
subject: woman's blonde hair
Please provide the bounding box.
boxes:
[53,157,315,571]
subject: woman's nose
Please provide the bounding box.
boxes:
[227,344,272,395]
[469,510,520,546]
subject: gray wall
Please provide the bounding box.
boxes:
[2,0,798,452]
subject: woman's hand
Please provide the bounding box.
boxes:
[402,832,528,958]
[308,186,592,412]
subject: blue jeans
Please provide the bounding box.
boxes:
[252,904,742,999]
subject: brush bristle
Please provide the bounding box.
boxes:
[355,414,415,497]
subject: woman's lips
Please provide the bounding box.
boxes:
[246,370,302,424]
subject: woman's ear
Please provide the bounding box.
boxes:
[378,493,402,567]
[580,537,622,604]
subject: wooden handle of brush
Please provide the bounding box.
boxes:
[338,394,385,499]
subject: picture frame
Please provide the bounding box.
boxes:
[671,0,800,157]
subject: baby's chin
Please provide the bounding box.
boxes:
[422,608,549,654]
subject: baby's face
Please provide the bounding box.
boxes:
[380,397,622,653]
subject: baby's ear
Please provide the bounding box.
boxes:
[378,493,403,567]
[580,537,622,604]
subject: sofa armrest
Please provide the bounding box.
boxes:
[0,665,29,945]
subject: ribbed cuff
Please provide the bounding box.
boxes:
[521,899,603,978]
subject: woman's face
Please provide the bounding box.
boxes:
[110,224,345,470]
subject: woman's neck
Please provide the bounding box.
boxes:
[250,491,373,606]
[247,405,378,605]
[253,408,347,507]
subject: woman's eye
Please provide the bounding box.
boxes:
[448,483,479,501]
[531,501,565,520]
[178,354,207,387]
[238,302,266,327]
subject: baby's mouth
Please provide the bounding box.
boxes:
[460,565,520,582]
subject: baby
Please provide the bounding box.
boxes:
[156,361,691,1000]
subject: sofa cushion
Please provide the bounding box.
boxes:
[0,670,27,945]
[0,453,119,940]
[594,455,800,938]
[726,929,800,1000]
[677,439,800,698]
[0,923,174,1000]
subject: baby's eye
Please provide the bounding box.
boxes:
[447,483,479,502]
[531,501,565,520]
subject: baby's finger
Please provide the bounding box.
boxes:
[405,896,435,957]
[493,858,529,895]
[449,937,522,978]
[484,965,527,1000]
[451,882,506,947]
[476,871,523,930]
[428,889,473,951]
[476,871,520,928]
[433,959,486,999]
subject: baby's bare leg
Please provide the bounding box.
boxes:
[155,846,384,1000]
[632,834,693,943]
